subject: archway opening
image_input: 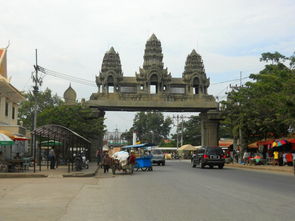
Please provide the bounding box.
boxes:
[107,76,115,93]
[192,77,200,95]
[149,74,158,94]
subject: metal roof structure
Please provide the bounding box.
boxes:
[32,124,91,173]
[32,124,91,144]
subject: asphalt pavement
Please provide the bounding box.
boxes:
[0,160,294,221]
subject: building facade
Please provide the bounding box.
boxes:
[0,48,25,135]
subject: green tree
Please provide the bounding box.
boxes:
[181,116,201,146]
[18,88,63,130]
[222,52,295,152]
[290,52,295,69]
[121,130,133,144]
[37,105,105,139]
[132,112,172,144]
[260,51,287,64]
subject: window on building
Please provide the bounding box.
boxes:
[5,102,8,116]
[12,106,15,119]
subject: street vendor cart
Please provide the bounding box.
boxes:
[111,151,134,175]
[122,143,154,172]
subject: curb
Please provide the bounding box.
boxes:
[0,173,48,178]
[62,166,100,178]
[226,164,293,174]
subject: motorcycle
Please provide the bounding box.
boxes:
[74,152,89,171]
[81,153,89,169]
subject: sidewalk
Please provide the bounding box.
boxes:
[226,163,294,174]
[0,162,99,178]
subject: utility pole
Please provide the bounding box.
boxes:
[32,49,42,172]
[240,71,242,87]
[173,115,180,148]
[173,115,190,148]
[176,115,179,148]
[230,71,244,162]
[181,115,184,147]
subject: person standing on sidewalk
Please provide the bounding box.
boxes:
[273,151,279,165]
[96,149,101,166]
[102,154,112,173]
[49,147,56,169]
[243,151,250,165]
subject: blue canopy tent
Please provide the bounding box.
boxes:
[122,143,155,149]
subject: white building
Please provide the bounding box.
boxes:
[0,48,25,133]
[0,48,28,159]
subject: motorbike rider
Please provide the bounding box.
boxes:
[129,151,136,165]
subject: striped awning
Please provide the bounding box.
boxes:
[0,130,29,141]
[0,133,14,145]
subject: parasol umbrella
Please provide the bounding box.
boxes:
[272,141,278,148]
[0,133,14,145]
[280,140,287,145]
[41,140,63,146]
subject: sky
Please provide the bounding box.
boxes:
[1,0,295,133]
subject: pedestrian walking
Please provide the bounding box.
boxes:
[102,154,112,173]
[49,147,56,169]
[96,149,101,166]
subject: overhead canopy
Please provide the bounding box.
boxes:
[0,133,14,145]
[0,129,29,141]
[31,124,91,173]
[178,144,198,151]
[219,139,233,147]
[41,140,63,146]
[256,139,274,146]
[32,124,90,144]
[122,143,155,149]
[248,142,258,148]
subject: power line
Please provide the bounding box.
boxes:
[211,76,249,85]
[35,66,251,91]
[36,65,97,87]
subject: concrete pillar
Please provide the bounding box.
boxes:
[200,110,223,147]
[0,97,5,121]
[132,132,137,145]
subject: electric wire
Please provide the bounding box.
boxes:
[211,76,249,85]
[36,66,251,91]
[37,66,97,87]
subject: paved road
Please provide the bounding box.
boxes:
[0,160,294,221]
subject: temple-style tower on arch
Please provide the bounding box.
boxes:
[89,34,221,146]
[183,49,210,95]
[91,34,216,111]
[96,47,123,93]
[136,34,171,94]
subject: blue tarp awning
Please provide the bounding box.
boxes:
[122,143,155,149]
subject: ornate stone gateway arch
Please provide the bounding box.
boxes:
[87,34,221,146]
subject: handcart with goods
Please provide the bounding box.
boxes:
[122,143,154,172]
[111,151,134,175]
[134,156,153,171]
